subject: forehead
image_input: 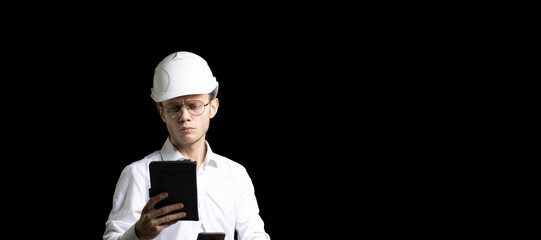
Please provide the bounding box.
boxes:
[162,94,209,106]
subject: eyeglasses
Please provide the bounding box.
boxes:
[160,100,211,119]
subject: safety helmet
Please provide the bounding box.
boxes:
[151,51,218,102]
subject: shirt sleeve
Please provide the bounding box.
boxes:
[235,168,271,240]
[104,164,148,240]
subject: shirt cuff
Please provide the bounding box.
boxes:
[120,224,140,240]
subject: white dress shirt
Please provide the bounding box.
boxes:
[104,138,270,240]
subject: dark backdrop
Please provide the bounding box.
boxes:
[5,18,439,239]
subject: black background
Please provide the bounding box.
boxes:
[3,9,455,239]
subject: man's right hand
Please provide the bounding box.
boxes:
[135,192,186,240]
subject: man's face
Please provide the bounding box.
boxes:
[158,94,219,147]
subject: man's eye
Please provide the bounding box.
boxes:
[188,104,200,110]
[168,107,180,112]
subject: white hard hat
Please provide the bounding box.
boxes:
[151,51,218,102]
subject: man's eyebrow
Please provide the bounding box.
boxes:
[164,100,198,107]
[163,103,181,107]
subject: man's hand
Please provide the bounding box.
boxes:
[135,192,186,240]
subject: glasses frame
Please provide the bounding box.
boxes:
[159,100,211,119]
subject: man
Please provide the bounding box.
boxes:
[104,51,270,240]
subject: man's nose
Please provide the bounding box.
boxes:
[178,106,191,122]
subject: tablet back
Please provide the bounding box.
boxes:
[149,160,199,221]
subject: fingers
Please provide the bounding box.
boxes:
[143,192,169,213]
[136,194,185,240]
[149,203,184,219]
[155,211,187,225]
[159,219,179,229]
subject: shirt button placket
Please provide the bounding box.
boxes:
[198,171,208,231]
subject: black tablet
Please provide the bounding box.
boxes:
[149,160,199,221]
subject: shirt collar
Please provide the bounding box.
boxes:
[160,137,218,168]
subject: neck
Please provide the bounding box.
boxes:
[172,137,207,171]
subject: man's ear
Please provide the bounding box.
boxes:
[156,104,166,123]
[210,98,219,119]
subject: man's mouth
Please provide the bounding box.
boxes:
[180,127,195,132]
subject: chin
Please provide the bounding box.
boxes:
[174,134,204,146]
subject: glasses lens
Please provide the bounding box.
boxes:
[187,100,205,116]
[165,106,180,118]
